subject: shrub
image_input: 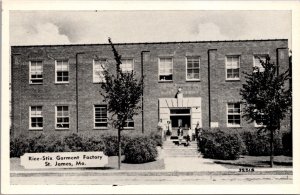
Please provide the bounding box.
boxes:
[198,129,244,160]
[282,131,292,156]
[241,130,283,156]
[81,135,106,152]
[148,131,162,146]
[10,135,29,157]
[43,133,66,152]
[124,136,158,163]
[63,133,84,152]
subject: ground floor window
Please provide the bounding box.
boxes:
[56,106,69,129]
[30,106,43,129]
[124,118,134,128]
[94,105,108,128]
[227,103,241,127]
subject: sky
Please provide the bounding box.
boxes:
[9,11,291,46]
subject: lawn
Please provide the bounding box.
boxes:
[10,156,165,171]
[213,155,292,169]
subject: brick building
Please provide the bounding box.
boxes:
[11,39,291,137]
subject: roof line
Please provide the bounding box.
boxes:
[11,39,288,47]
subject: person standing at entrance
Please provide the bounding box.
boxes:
[177,126,183,145]
[195,121,201,141]
[157,119,165,142]
[166,121,172,138]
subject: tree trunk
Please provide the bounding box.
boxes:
[270,129,274,168]
[118,128,121,170]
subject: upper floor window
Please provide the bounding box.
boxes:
[226,56,240,80]
[186,57,200,80]
[93,59,106,83]
[120,59,134,73]
[29,106,43,129]
[254,55,267,72]
[94,105,108,128]
[56,106,69,129]
[159,57,173,81]
[227,103,241,127]
[55,60,69,83]
[29,61,43,84]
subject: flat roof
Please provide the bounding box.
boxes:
[11,39,288,48]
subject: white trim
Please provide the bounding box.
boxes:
[55,105,70,130]
[225,55,240,81]
[55,59,69,84]
[94,105,108,129]
[226,103,241,127]
[186,56,200,81]
[29,60,43,84]
[29,106,43,130]
[253,54,267,72]
[93,59,106,83]
[120,58,134,73]
[158,57,173,81]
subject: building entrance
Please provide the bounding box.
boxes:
[170,108,191,135]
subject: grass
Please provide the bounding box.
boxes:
[10,156,165,171]
[214,155,293,169]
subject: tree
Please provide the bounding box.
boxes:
[240,55,292,167]
[100,38,144,169]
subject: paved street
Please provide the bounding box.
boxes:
[10,173,292,185]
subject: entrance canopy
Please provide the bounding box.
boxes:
[158,97,202,130]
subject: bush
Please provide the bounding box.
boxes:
[81,135,106,152]
[124,136,158,163]
[63,133,84,152]
[282,131,292,156]
[198,129,244,160]
[10,130,161,158]
[241,130,283,156]
[10,135,29,157]
[148,131,162,147]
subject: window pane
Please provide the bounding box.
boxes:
[159,58,173,80]
[94,105,108,127]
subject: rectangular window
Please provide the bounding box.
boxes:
[159,58,173,81]
[186,57,200,80]
[56,106,69,129]
[124,118,134,128]
[120,59,134,72]
[55,60,69,83]
[254,55,267,72]
[227,103,241,127]
[30,106,43,129]
[226,56,240,80]
[94,105,108,128]
[93,59,106,83]
[29,61,43,84]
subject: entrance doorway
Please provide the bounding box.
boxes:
[170,108,191,134]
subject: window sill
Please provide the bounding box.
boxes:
[186,79,200,82]
[29,83,43,85]
[55,128,70,131]
[93,127,109,130]
[28,128,43,131]
[227,125,241,128]
[158,80,173,83]
[55,82,69,85]
[225,79,240,82]
[123,127,135,130]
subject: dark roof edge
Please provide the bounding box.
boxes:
[11,39,288,48]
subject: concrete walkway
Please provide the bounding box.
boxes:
[164,156,228,171]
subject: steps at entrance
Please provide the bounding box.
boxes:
[163,141,199,157]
